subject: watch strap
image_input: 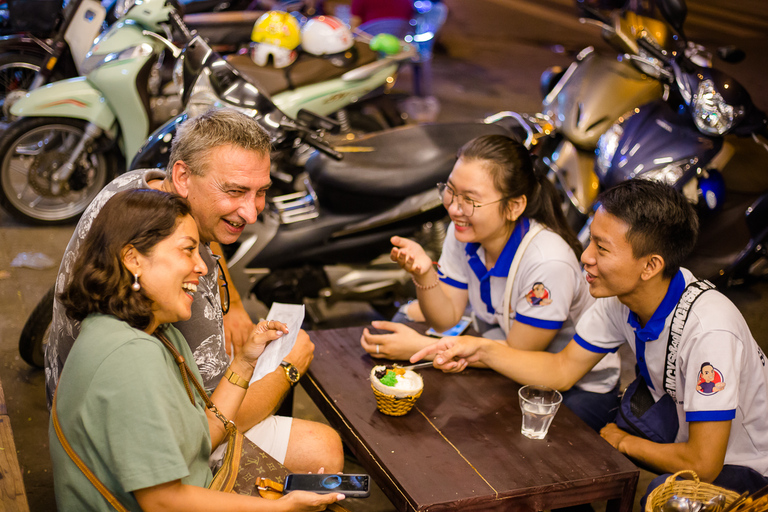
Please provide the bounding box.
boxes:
[224,367,250,389]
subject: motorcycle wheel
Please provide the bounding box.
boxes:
[0,53,47,122]
[19,285,54,369]
[0,117,117,225]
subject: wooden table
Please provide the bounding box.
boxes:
[304,326,639,512]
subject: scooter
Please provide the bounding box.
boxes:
[527,1,710,231]
[592,0,768,286]
[129,26,416,178]
[0,0,109,122]
[0,0,188,225]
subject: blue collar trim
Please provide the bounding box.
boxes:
[627,270,685,389]
[465,218,530,314]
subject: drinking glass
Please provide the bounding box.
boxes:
[518,385,562,439]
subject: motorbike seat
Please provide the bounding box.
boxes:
[226,42,378,96]
[305,123,509,212]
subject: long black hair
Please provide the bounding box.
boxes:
[457,135,583,258]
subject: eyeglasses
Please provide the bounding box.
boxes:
[216,259,230,315]
[436,183,506,217]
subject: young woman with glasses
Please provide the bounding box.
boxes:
[360,134,621,432]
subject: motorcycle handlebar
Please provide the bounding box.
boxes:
[301,132,344,160]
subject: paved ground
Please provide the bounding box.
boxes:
[1,0,767,510]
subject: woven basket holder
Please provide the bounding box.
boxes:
[371,384,422,416]
[645,470,741,512]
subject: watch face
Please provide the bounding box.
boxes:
[283,363,300,383]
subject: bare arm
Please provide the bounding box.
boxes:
[135,479,342,512]
[389,236,468,331]
[601,420,731,482]
[504,321,558,352]
[412,338,605,391]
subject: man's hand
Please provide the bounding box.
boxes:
[410,336,486,373]
[222,303,254,357]
[283,329,314,374]
[600,422,630,453]
[360,321,433,361]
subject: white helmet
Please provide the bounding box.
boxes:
[301,15,354,56]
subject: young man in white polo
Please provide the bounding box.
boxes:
[412,179,768,502]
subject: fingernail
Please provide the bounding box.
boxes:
[435,357,443,364]
[337,494,346,500]
[276,331,284,336]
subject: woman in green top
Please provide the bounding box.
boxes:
[50,189,342,511]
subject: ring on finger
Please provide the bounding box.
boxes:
[376,345,380,354]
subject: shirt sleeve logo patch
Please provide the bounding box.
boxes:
[696,362,725,396]
[525,282,552,307]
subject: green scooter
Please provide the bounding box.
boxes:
[0,0,184,224]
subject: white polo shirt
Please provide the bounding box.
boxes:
[437,219,620,393]
[575,268,768,475]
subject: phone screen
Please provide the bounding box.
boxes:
[284,474,370,497]
[425,316,472,338]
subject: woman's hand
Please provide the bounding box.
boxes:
[280,490,344,511]
[390,236,433,276]
[360,321,433,361]
[238,320,288,367]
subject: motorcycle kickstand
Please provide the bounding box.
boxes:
[50,122,102,195]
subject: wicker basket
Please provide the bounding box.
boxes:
[645,470,741,512]
[370,384,422,416]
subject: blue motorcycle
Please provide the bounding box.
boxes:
[593,0,768,286]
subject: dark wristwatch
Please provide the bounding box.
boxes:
[280,361,300,386]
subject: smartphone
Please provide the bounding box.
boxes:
[425,316,472,338]
[283,473,371,498]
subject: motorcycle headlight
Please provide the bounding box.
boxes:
[638,160,688,186]
[595,123,623,178]
[113,0,138,20]
[692,79,741,135]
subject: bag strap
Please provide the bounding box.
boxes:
[52,388,129,512]
[663,279,715,400]
[500,223,546,335]
[155,331,238,434]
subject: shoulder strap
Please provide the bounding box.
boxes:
[501,223,546,335]
[663,279,716,400]
[52,388,129,512]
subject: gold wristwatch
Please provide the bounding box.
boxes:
[224,367,249,389]
[280,361,300,386]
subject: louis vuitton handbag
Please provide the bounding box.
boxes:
[52,332,349,510]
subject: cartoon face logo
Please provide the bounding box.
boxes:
[696,362,725,396]
[525,282,552,306]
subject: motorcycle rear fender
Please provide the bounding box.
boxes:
[0,35,53,56]
[746,193,768,241]
[11,77,117,136]
[0,36,78,76]
[545,138,600,215]
[272,62,399,118]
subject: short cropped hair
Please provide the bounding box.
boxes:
[59,189,192,331]
[168,108,272,176]
[597,180,698,279]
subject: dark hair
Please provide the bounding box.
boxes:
[597,180,698,279]
[457,135,583,257]
[59,189,193,331]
